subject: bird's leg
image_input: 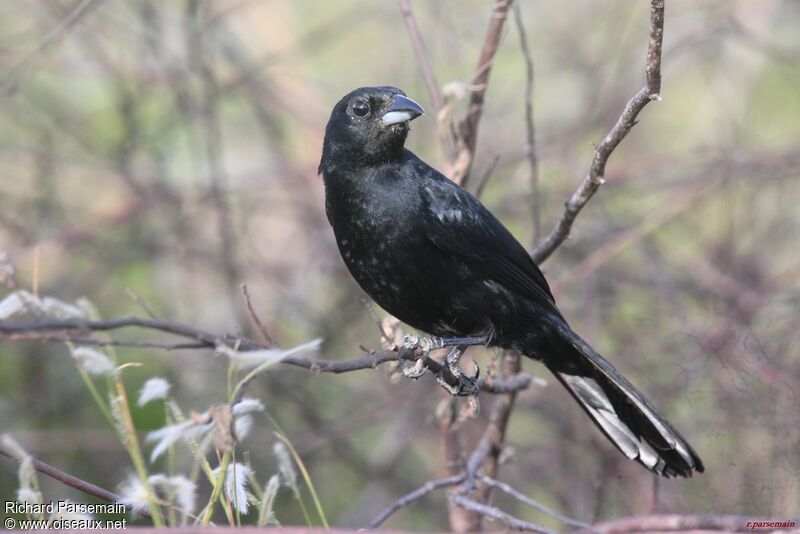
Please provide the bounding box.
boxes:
[400,335,485,391]
[435,345,481,397]
[402,334,487,352]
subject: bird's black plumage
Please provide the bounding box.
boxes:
[320,86,704,478]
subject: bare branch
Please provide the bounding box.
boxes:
[367,474,464,529]
[452,494,557,534]
[0,442,150,518]
[240,284,276,346]
[396,0,443,114]
[463,352,522,483]
[452,0,514,186]
[551,182,714,294]
[0,0,101,95]
[396,0,456,164]
[513,3,541,242]
[532,0,666,264]
[185,1,244,317]
[474,155,501,200]
[0,317,534,395]
[480,476,601,534]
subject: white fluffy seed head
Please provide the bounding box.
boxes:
[272,442,298,494]
[118,475,150,515]
[148,474,196,515]
[213,463,253,515]
[71,347,116,376]
[137,378,171,406]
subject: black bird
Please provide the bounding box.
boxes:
[319,86,704,478]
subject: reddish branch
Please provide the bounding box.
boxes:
[0,442,150,518]
[532,0,665,265]
[446,1,668,531]
[452,0,514,186]
[513,3,541,242]
[396,0,443,114]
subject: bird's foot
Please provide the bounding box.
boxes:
[401,357,427,379]
[435,370,480,396]
[436,346,480,397]
[401,335,484,395]
[402,334,441,353]
[402,334,487,352]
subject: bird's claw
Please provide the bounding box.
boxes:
[436,360,480,397]
[401,336,481,395]
[402,358,427,379]
[439,351,481,397]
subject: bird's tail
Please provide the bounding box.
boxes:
[539,320,704,478]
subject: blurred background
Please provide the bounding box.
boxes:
[1,0,798,530]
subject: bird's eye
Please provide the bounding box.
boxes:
[352,100,370,117]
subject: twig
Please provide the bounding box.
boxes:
[0,442,151,518]
[531,0,666,265]
[396,0,442,114]
[367,474,464,529]
[125,288,159,319]
[240,284,276,346]
[0,317,534,395]
[474,155,501,200]
[513,3,541,243]
[452,494,557,534]
[551,182,714,294]
[461,352,522,506]
[396,0,456,163]
[185,2,244,317]
[0,333,207,350]
[452,0,514,186]
[480,476,601,534]
[0,0,101,95]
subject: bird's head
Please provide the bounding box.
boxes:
[319,86,424,174]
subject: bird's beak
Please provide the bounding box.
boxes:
[381,95,424,126]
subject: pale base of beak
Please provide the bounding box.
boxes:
[381,111,415,126]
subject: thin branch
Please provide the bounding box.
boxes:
[396,0,442,113]
[513,3,541,243]
[240,283,276,346]
[480,476,601,534]
[185,1,244,318]
[551,181,714,294]
[0,317,533,395]
[452,494,557,534]
[0,0,101,95]
[532,0,666,264]
[462,352,522,500]
[367,474,464,529]
[474,155,501,200]
[125,288,159,319]
[396,0,456,164]
[0,333,207,351]
[0,443,150,518]
[452,0,514,186]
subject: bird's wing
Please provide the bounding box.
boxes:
[420,178,556,308]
